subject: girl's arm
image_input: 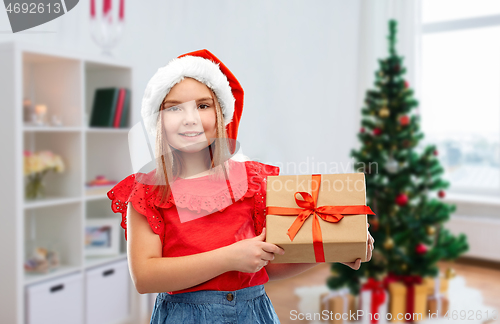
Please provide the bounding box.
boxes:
[127,203,233,294]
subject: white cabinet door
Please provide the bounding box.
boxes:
[86,259,130,324]
[26,272,84,324]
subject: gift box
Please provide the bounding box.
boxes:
[427,295,449,317]
[387,279,427,323]
[319,288,356,324]
[359,278,388,324]
[423,275,448,296]
[265,173,375,263]
[425,275,449,317]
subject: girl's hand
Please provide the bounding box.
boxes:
[339,223,375,270]
[227,227,285,273]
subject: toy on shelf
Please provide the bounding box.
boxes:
[86,175,117,196]
[24,246,60,274]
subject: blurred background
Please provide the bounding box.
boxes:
[0,0,498,323]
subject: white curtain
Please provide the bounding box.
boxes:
[355,0,422,150]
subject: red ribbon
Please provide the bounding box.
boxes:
[384,273,423,322]
[361,278,386,323]
[266,174,375,262]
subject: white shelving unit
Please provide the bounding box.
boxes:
[0,41,143,324]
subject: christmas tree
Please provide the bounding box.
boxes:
[327,20,469,295]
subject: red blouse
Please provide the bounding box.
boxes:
[107,159,280,295]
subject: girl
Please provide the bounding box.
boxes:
[108,49,374,324]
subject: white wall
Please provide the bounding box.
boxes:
[0,0,364,175]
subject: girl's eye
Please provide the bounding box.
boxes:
[166,106,180,112]
[198,104,210,110]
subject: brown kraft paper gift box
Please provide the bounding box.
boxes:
[265,173,374,263]
[388,282,427,322]
[319,291,356,324]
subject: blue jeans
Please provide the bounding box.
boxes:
[150,285,281,323]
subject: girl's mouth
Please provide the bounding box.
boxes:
[179,132,204,138]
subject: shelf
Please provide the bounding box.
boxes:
[84,253,127,270]
[23,126,82,132]
[85,127,130,133]
[85,194,111,201]
[24,265,81,286]
[24,196,82,209]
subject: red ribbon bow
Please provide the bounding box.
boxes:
[266,174,375,262]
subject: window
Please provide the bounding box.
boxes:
[420,0,500,196]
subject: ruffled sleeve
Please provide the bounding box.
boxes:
[244,161,280,236]
[107,173,166,245]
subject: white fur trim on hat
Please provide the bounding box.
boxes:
[141,55,235,137]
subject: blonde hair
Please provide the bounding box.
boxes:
[152,79,233,203]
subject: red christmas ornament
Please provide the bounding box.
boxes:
[370,218,379,231]
[433,150,438,156]
[400,115,410,127]
[438,190,445,198]
[415,243,427,255]
[360,127,365,133]
[404,80,409,88]
[373,128,382,136]
[395,193,408,206]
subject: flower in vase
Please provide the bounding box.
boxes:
[24,150,65,199]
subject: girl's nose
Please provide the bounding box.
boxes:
[182,103,201,125]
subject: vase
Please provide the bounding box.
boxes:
[25,173,45,200]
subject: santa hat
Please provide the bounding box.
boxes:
[141,49,244,154]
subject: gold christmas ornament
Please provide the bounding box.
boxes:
[377,144,383,150]
[379,107,390,118]
[445,267,456,279]
[426,226,436,235]
[401,263,407,271]
[383,237,394,250]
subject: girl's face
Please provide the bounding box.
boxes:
[161,78,218,153]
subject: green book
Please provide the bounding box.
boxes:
[119,89,131,128]
[89,88,120,127]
